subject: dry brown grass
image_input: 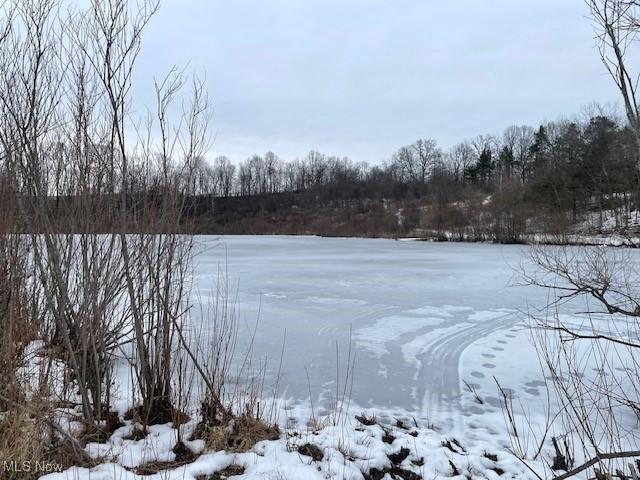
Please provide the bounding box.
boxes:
[0,235,63,479]
[0,395,76,480]
[196,465,245,480]
[194,415,280,453]
[0,411,49,476]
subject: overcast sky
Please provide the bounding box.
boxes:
[133,0,618,164]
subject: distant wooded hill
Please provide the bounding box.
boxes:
[3,113,638,241]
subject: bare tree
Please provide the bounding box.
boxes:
[264,150,282,193]
[506,125,535,183]
[393,138,442,186]
[214,155,236,197]
[588,0,640,162]
[448,141,475,182]
[306,150,328,187]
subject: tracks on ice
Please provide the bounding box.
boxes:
[354,307,519,421]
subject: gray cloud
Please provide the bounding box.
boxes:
[133,0,618,163]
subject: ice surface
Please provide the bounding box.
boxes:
[191,236,557,418]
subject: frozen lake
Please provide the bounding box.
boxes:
[191,236,558,423]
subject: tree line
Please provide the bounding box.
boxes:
[158,109,638,238]
[4,109,636,238]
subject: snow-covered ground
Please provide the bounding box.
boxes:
[575,208,640,234]
[41,236,640,479]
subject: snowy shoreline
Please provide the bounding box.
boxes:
[40,409,540,480]
[202,231,640,248]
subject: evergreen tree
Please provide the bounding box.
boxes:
[529,125,552,174]
[476,147,494,183]
[499,145,515,181]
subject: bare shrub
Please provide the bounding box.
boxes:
[489,182,529,243]
[0,0,214,454]
[424,204,469,241]
[0,235,38,408]
[521,245,640,479]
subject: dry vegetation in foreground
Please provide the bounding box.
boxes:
[0,0,280,477]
